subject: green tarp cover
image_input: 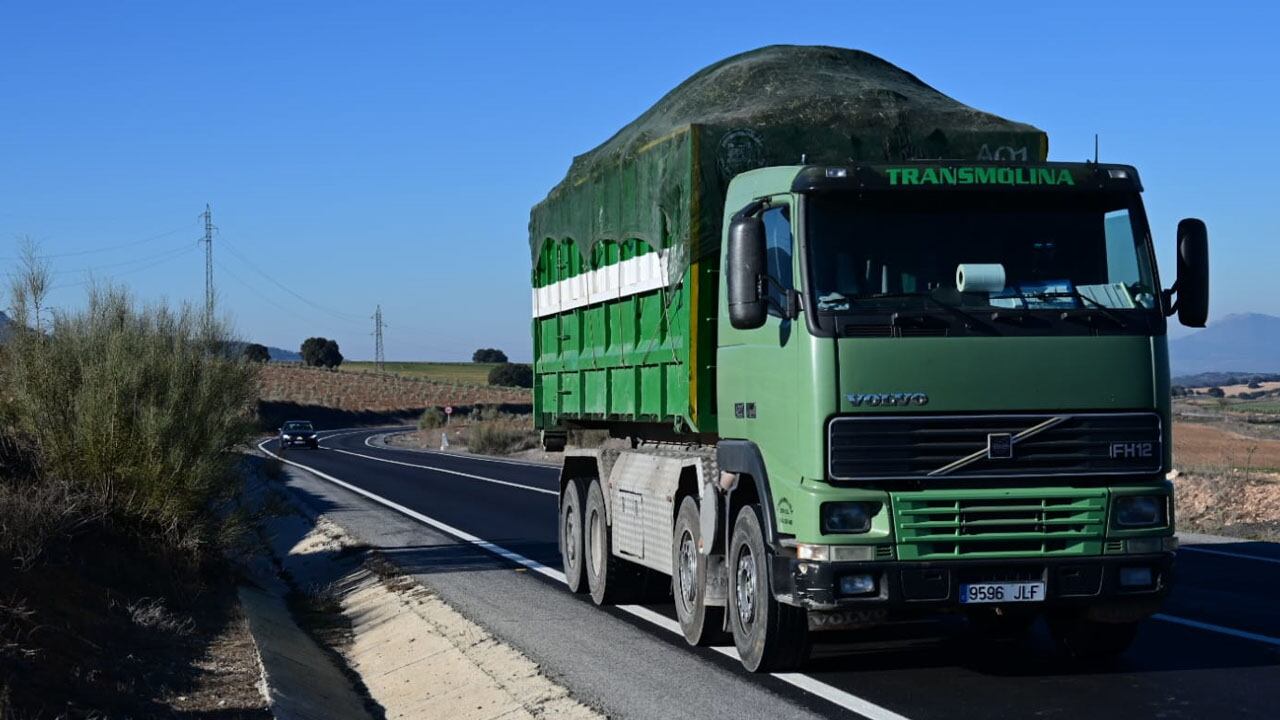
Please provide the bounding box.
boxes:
[529,45,1048,279]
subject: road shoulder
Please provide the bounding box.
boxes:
[262,442,844,720]
[248,455,604,720]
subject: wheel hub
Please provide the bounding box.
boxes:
[563,506,578,566]
[736,548,756,628]
[678,531,697,607]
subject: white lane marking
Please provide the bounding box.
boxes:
[322,446,558,497]
[364,432,560,469]
[1154,614,1280,647]
[260,440,563,576]
[1180,546,1280,566]
[256,440,911,720]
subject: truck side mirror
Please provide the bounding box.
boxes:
[727,214,767,329]
[1170,218,1209,328]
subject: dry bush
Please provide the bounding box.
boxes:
[0,477,83,570]
[466,422,536,456]
[418,407,447,429]
[1,282,260,560]
[471,403,502,423]
[569,428,610,449]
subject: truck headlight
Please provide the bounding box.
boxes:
[821,502,874,534]
[1113,495,1166,528]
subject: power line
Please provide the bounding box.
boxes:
[213,257,318,325]
[372,304,386,371]
[51,243,193,277]
[1,224,196,261]
[48,244,198,292]
[217,238,365,323]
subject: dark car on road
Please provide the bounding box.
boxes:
[278,420,319,450]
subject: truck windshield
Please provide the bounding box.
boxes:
[806,192,1159,314]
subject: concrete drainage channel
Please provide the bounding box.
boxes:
[238,455,602,720]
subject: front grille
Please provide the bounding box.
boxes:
[828,412,1161,480]
[893,489,1107,560]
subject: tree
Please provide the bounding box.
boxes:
[301,337,342,368]
[488,362,532,388]
[9,236,51,334]
[300,337,326,367]
[472,348,508,363]
[243,343,270,363]
[1206,387,1225,398]
[319,339,343,369]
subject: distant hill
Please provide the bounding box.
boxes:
[265,345,301,362]
[1171,371,1280,388]
[226,341,300,362]
[1170,313,1280,376]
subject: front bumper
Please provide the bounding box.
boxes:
[771,552,1174,613]
[281,437,318,446]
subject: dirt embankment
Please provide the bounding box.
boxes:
[1173,472,1280,541]
[1172,420,1280,540]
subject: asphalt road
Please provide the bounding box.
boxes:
[262,427,1280,719]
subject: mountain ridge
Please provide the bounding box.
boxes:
[1169,312,1280,376]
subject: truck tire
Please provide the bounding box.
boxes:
[584,479,643,605]
[559,479,587,594]
[1048,612,1140,660]
[672,496,727,646]
[728,505,809,672]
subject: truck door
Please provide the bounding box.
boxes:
[718,197,803,484]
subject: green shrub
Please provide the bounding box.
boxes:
[418,407,447,429]
[471,403,502,422]
[2,283,259,557]
[488,363,532,388]
[466,422,535,456]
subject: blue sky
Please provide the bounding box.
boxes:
[2,1,1276,360]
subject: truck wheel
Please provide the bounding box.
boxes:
[727,505,809,672]
[584,479,642,605]
[559,479,587,594]
[672,496,726,646]
[1048,612,1140,660]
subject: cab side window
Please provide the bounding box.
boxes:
[761,205,793,316]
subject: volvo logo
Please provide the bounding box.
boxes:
[846,392,929,407]
[987,433,1014,459]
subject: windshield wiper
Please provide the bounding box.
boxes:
[1020,290,1128,328]
[852,291,985,329]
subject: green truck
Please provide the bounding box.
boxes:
[530,46,1209,671]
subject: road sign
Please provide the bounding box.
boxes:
[444,406,454,415]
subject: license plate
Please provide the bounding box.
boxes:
[959,581,1045,604]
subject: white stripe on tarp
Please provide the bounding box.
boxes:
[532,248,672,318]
